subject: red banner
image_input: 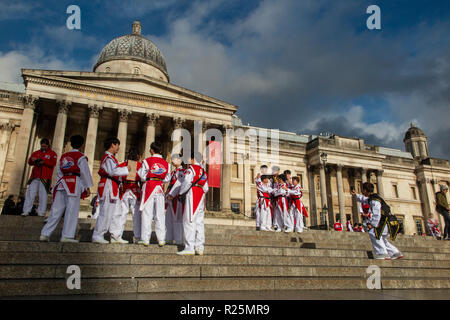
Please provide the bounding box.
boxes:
[208,141,221,188]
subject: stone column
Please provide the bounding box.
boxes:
[144,113,159,158]
[51,100,71,183]
[361,168,368,183]
[307,165,318,226]
[0,122,16,186]
[221,125,232,213]
[336,164,347,226]
[319,163,328,210]
[376,169,385,197]
[171,117,186,158]
[9,95,38,196]
[243,153,251,217]
[117,109,131,162]
[85,104,102,173]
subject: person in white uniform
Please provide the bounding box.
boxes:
[288,176,304,233]
[92,137,130,244]
[40,135,93,242]
[165,153,185,245]
[254,165,270,230]
[255,174,273,231]
[169,152,208,255]
[360,182,404,260]
[272,174,289,232]
[137,142,169,247]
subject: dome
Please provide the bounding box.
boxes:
[404,122,425,141]
[94,21,169,81]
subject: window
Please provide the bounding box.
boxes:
[392,184,399,198]
[298,174,303,187]
[415,219,423,235]
[250,168,255,183]
[231,202,240,213]
[397,216,405,234]
[411,186,417,200]
[232,163,239,178]
[320,211,327,225]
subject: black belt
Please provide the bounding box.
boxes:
[146,177,162,182]
[291,197,300,201]
[100,175,120,185]
[193,184,204,188]
[63,173,80,177]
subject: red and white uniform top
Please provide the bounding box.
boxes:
[28,148,58,180]
[138,154,169,209]
[119,161,142,200]
[165,166,185,214]
[288,184,303,212]
[170,163,208,220]
[97,151,129,200]
[273,183,289,213]
[256,181,273,210]
[54,149,93,198]
[346,221,354,232]
[334,222,343,231]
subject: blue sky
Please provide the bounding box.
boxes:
[0,0,449,159]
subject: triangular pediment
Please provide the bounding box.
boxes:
[21,69,237,113]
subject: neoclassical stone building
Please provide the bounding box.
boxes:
[0,21,449,235]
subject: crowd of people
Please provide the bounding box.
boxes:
[8,135,208,255]
[0,195,25,216]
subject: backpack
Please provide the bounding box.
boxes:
[369,193,400,240]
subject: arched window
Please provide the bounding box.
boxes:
[105,67,110,72]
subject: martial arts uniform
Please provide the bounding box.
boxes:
[255,180,273,231]
[22,148,57,216]
[427,219,441,238]
[165,166,185,244]
[346,221,354,232]
[273,183,289,232]
[92,151,129,243]
[288,184,304,233]
[355,194,371,232]
[138,154,169,244]
[367,195,402,259]
[334,222,343,231]
[41,149,93,241]
[170,163,208,254]
[119,161,142,241]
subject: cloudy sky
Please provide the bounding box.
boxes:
[0,0,449,159]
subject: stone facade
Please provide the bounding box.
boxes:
[0,22,449,236]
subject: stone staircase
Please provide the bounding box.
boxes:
[0,215,449,297]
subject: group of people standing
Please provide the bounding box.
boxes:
[18,134,208,255]
[254,165,308,233]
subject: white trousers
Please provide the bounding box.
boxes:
[284,208,294,231]
[23,179,48,215]
[141,194,166,242]
[92,194,122,241]
[165,200,183,243]
[369,224,400,256]
[259,205,272,231]
[255,204,261,227]
[292,208,304,232]
[273,206,285,230]
[41,190,80,239]
[121,195,141,239]
[183,203,205,252]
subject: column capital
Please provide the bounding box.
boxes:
[377,169,384,176]
[173,117,185,129]
[0,121,17,132]
[360,167,368,174]
[307,165,315,172]
[336,164,343,172]
[146,113,159,126]
[221,124,233,134]
[56,100,71,114]
[88,104,102,118]
[23,95,38,110]
[118,109,131,122]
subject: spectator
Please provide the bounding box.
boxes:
[1,195,16,215]
[436,185,450,240]
[15,196,25,215]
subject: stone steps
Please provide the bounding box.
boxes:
[1,215,450,297]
